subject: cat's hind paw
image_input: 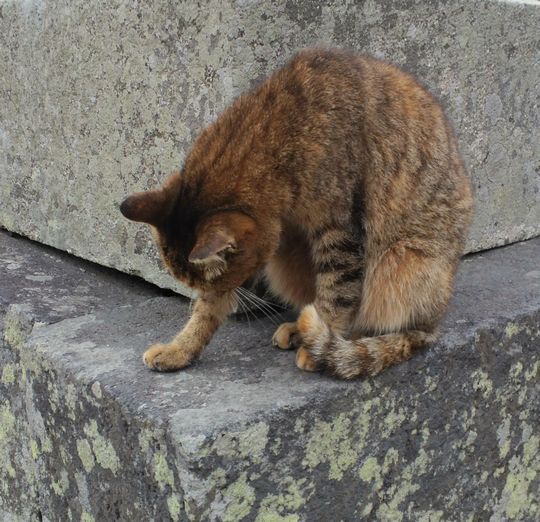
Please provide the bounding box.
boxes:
[296,346,319,372]
[143,343,192,372]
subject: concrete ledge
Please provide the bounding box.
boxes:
[1,230,539,520]
[1,0,539,294]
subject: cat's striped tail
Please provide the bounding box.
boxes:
[297,305,438,379]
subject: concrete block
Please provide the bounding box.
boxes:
[1,230,539,520]
[0,0,539,293]
[0,230,164,325]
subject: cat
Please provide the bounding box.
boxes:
[120,48,473,379]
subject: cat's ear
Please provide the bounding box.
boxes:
[188,229,236,264]
[120,189,171,226]
[188,212,256,264]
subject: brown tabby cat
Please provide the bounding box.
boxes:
[120,48,473,379]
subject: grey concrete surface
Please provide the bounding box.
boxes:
[0,229,166,325]
[1,230,539,520]
[1,0,539,294]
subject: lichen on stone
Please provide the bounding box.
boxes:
[223,473,256,522]
[152,452,175,490]
[30,439,39,460]
[256,477,308,521]
[497,416,511,459]
[304,414,356,480]
[1,364,15,385]
[3,310,32,349]
[381,400,407,437]
[492,428,539,519]
[358,456,382,486]
[471,369,493,398]
[167,494,182,521]
[51,470,70,495]
[0,401,16,473]
[81,511,95,522]
[213,422,269,463]
[83,420,120,474]
[505,322,521,339]
[76,439,95,473]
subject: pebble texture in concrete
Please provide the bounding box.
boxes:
[1,0,539,294]
[1,231,539,520]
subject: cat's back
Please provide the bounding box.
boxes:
[276,49,472,248]
[283,48,445,127]
[283,48,467,180]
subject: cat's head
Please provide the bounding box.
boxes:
[120,171,263,293]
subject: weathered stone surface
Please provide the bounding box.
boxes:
[0,230,167,521]
[1,231,539,519]
[1,0,539,294]
[0,230,165,326]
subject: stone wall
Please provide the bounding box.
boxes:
[1,0,539,293]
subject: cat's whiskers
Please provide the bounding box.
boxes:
[234,293,251,328]
[234,288,265,327]
[243,288,288,310]
[239,287,288,318]
[235,287,282,326]
[242,291,285,324]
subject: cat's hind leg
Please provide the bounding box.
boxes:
[293,225,366,372]
[296,346,319,372]
[297,242,453,378]
[354,241,453,335]
[271,320,317,370]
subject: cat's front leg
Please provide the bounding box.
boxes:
[143,291,235,371]
[272,322,301,350]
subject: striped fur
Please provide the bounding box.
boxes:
[297,305,438,379]
[120,48,473,376]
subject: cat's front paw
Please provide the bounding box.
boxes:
[143,343,192,372]
[272,322,301,350]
